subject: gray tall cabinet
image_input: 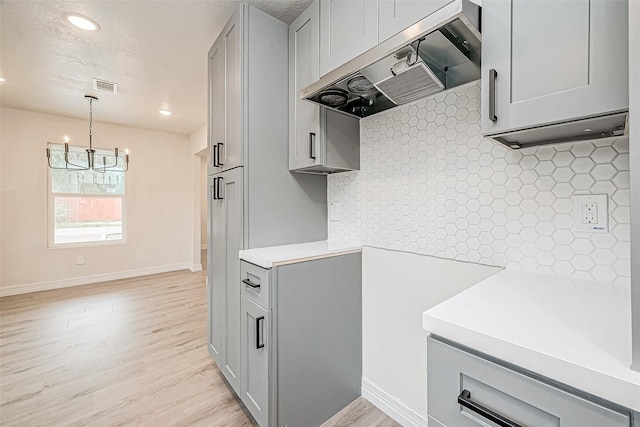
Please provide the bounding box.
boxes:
[207,3,327,394]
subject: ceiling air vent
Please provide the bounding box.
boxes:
[92,78,118,94]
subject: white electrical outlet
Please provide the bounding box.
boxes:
[573,194,608,233]
[583,202,597,224]
[76,255,85,265]
[329,202,341,222]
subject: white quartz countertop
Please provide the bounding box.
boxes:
[239,241,362,268]
[423,269,640,412]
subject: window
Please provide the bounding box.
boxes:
[48,144,126,246]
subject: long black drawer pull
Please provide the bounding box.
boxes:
[309,132,316,160]
[256,316,265,349]
[216,177,223,200]
[217,143,224,166]
[489,69,498,122]
[242,278,260,289]
[458,390,522,427]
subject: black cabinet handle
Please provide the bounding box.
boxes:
[309,132,316,160]
[256,316,265,349]
[212,143,218,167]
[217,143,224,166]
[489,69,498,122]
[217,177,223,200]
[458,390,521,427]
[212,178,218,200]
[242,278,260,289]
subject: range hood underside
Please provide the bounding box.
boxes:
[302,0,481,119]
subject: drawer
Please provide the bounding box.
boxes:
[427,337,631,427]
[240,261,270,309]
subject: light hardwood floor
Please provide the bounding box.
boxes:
[0,263,399,426]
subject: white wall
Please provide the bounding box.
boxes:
[0,108,194,294]
[328,81,632,421]
[361,247,500,423]
[190,123,207,155]
[189,123,207,269]
[201,156,208,248]
[330,81,631,286]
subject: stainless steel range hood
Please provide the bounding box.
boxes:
[301,0,481,118]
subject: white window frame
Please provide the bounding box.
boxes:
[47,143,128,249]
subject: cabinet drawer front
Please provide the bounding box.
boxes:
[241,261,270,308]
[427,337,630,427]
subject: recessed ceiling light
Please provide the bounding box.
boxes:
[159,109,172,116]
[584,128,592,132]
[0,77,5,82]
[65,13,100,31]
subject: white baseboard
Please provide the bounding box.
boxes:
[0,263,194,298]
[189,264,203,272]
[361,378,427,427]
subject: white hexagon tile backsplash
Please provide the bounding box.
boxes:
[327,81,631,285]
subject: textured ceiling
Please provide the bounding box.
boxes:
[0,0,313,135]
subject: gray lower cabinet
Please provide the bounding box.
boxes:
[208,168,243,390]
[427,336,633,427]
[239,252,362,427]
[240,295,269,427]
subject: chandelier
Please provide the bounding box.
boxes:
[46,95,129,172]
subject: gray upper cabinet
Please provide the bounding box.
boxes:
[208,10,242,173]
[319,0,378,77]
[289,1,321,171]
[208,36,225,175]
[378,0,452,43]
[481,0,629,137]
[290,0,360,174]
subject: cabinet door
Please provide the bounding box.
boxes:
[378,0,451,43]
[240,296,269,427]
[208,36,225,175]
[481,0,628,136]
[319,0,378,77]
[289,1,321,171]
[208,175,225,366]
[222,9,243,171]
[221,167,244,392]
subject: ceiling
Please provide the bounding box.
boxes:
[0,0,313,135]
